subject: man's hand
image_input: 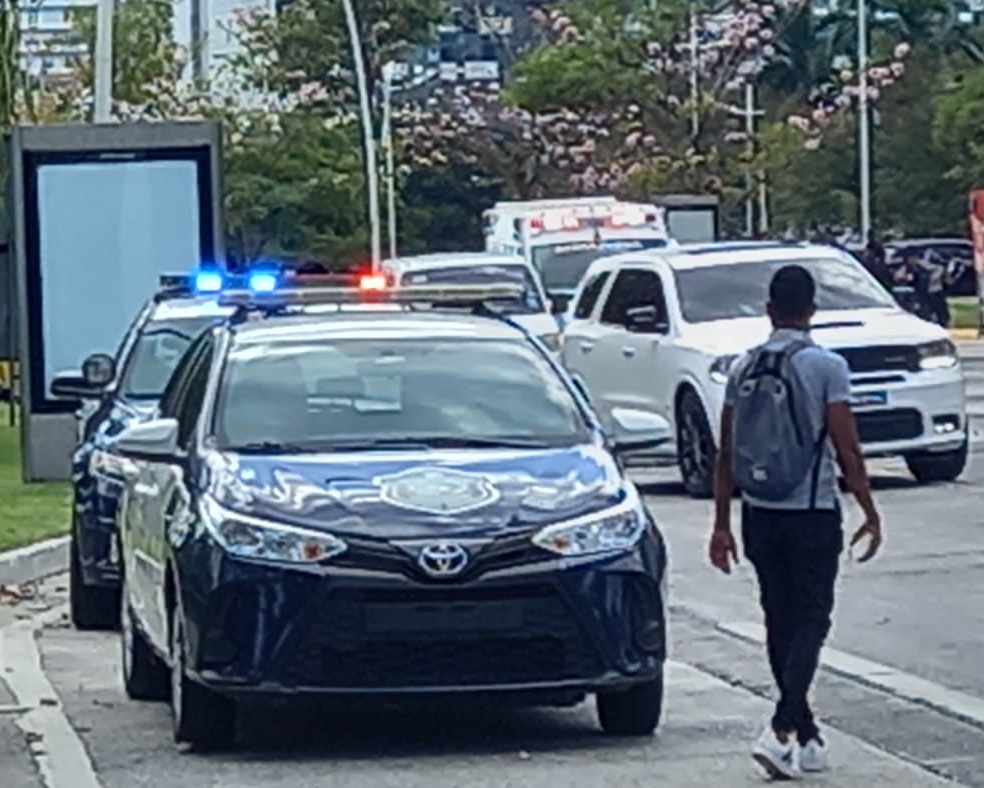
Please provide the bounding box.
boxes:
[709,528,739,574]
[850,517,883,563]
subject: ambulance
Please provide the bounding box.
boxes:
[483,197,673,314]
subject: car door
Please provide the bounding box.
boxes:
[124,334,210,646]
[590,266,671,425]
[560,268,612,397]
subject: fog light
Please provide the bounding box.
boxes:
[635,620,664,653]
[933,415,961,434]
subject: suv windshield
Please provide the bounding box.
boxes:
[532,238,669,290]
[674,256,897,323]
[214,338,590,450]
[399,265,544,314]
[119,317,220,400]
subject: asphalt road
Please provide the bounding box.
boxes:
[2,349,982,787]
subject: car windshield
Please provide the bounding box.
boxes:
[532,238,669,290]
[399,264,544,314]
[673,257,898,323]
[213,338,590,451]
[119,317,219,400]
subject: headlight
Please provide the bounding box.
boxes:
[201,496,347,563]
[532,490,646,557]
[539,332,562,352]
[917,339,958,370]
[709,354,738,383]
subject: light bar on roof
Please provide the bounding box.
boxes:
[217,283,526,309]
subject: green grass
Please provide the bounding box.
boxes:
[949,297,979,331]
[0,405,72,553]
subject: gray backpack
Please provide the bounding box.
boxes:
[732,340,826,505]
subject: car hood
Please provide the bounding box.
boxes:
[680,308,947,356]
[93,399,160,446]
[203,445,627,539]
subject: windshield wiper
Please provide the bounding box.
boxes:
[324,437,553,451]
[224,441,310,454]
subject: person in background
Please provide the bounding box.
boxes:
[895,249,951,326]
[708,265,883,780]
[863,231,893,291]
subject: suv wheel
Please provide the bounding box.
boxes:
[69,519,120,631]
[596,667,664,736]
[905,438,968,483]
[170,604,237,751]
[120,569,169,701]
[677,389,715,498]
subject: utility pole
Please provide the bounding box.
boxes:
[857,0,871,239]
[380,63,397,259]
[93,0,114,121]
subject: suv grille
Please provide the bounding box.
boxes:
[281,585,603,688]
[855,408,923,443]
[835,345,919,373]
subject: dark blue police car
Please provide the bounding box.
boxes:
[108,276,671,750]
[49,274,234,629]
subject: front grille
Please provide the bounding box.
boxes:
[855,408,923,443]
[835,345,919,373]
[281,585,603,688]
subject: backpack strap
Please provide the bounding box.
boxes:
[808,425,827,510]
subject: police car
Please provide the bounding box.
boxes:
[561,242,967,497]
[108,274,671,750]
[379,252,561,351]
[49,273,237,629]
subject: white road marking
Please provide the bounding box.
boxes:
[718,620,984,727]
[0,610,102,788]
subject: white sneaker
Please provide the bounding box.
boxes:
[798,737,829,773]
[752,727,799,780]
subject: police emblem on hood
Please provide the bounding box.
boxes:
[377,467,500,514]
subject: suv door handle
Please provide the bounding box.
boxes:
[579,341,594,353]
[622,346,637,358]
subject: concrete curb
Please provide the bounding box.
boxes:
[0,537,69,587]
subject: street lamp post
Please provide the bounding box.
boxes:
[858,0,872,239]
[380,63,397,259]
[341,0,382,272]
[93,0,114,121]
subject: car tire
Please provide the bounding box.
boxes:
[69,522,120,631]
[905,438,969,483]
[596,667,664,737]
[676,389,715,499]
[170,604,237,751]
[120,569,169,701]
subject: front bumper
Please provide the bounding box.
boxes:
[852,370,967,457]
[176,529,667,698]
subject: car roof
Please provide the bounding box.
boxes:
[886,238,969,246]
[386,252,528,271]
[150,297,235,322]
[230,310,528,345]
[661,241,842,270]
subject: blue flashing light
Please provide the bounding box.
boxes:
[195,271,224,293]
[248,271,278,293]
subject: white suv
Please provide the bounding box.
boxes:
[560,242,967,497]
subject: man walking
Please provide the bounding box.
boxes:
[708,265,883,779]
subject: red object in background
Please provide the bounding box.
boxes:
[359,274,387,290]
[969,191,984,274]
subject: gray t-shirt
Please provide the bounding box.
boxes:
[724,328,852,510]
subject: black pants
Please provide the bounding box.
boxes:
[742,504,843,743]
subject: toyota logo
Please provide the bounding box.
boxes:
[417,542,469,578]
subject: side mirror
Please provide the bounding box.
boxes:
[625,305,669,334]
[51,352,116,399]
[610,407,671,453]
[549,293,570,315]
[111,418,180,462]
[83,353,116,387]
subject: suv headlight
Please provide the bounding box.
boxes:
[917,339,958,370]
[709,354,738,383]
[532,489,646,557]
[201,496,347,563]
[539,332,562,352]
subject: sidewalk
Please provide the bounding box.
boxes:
[657,661,953,787]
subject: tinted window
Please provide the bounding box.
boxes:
[531,238,669,290]
[573,271,610,319]
[600,270,666,325]
[213,338,589,450]
[119,317,221,400]
[175,344,214,448]
[399,264,544,313]
[158,332,212,418]
[673,257,897,323]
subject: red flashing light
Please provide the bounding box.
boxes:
[359,274,387,290]
[529,217,545,230]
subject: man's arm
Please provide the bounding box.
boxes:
[825,357,883,561]
[713,404,736,530]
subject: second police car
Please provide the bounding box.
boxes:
[50,274,235,629]
[109,274,672,750]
